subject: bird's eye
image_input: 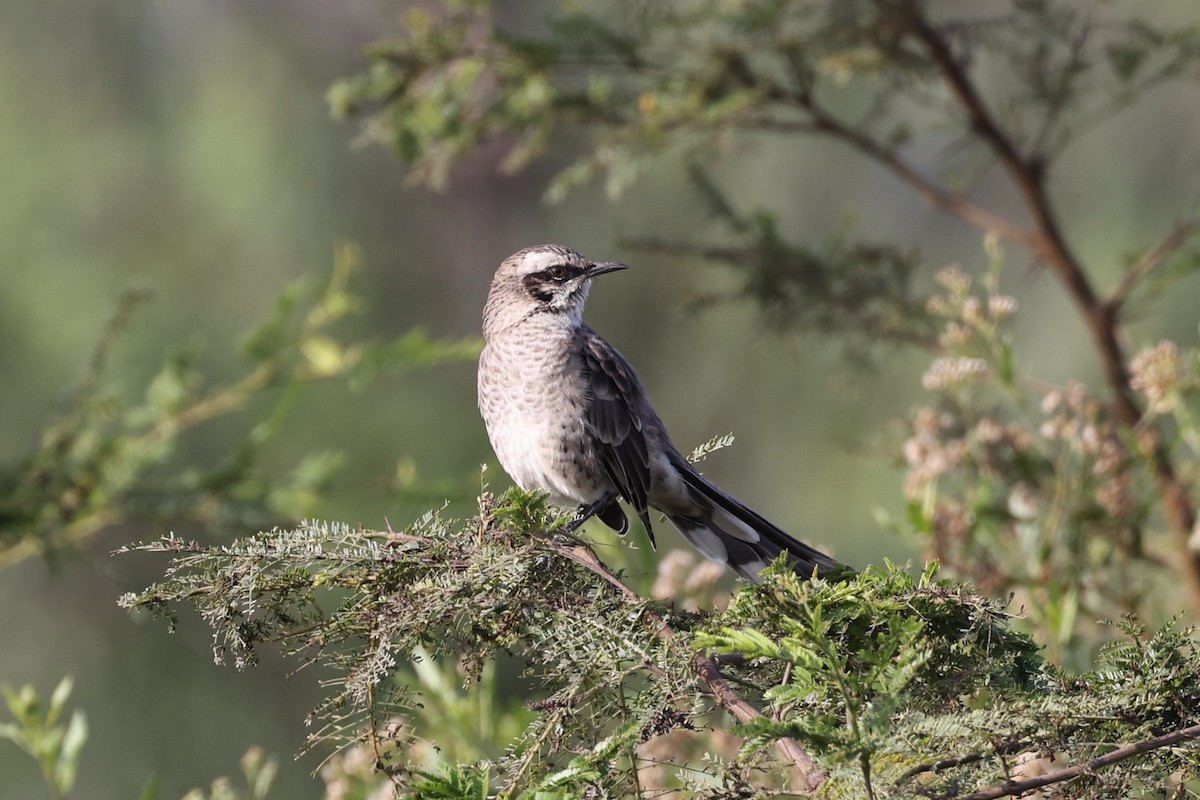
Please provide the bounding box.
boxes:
[547,265,568,281]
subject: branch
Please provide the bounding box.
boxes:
[894,737,1034,788]
[759,110,1037,250]
[1107,216,1200,311]
[540,535,827,793]
[690,651,826,787]
[950,722,1200,800]
[709,47,1033,248]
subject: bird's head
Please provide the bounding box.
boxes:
[484,244,628,335]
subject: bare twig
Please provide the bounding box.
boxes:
[541,535,827,793]
[692,651,826,788]
[1107,216,1200,311]
[714,48,1035,249]
[950,722,1200,800]
[765,108,1037,250]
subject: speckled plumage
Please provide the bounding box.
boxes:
[477,244,844,582]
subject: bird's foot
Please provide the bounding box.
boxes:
[563,495,615,533]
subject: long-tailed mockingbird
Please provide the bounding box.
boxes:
[478,244,843,582]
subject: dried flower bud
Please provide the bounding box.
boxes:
[938,322,973,347]
[1041,389,1063,414]
[1095,473,1135,518]
[935,265,971,295]
[684,561,724,594]
[975,417,1003,443]
[1007,482,1039,520]
[962,296,983,324]
[988,295,1018,319]
[1130,340,1179,414]
[913,406,939,436]
[652,549,695,600]
[922,357,988,391]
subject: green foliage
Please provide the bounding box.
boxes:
[636,168,937,356]
[333,1,1200,196]
[119,496,1200,798]
[329,0,1200,347]
[10,1,1200,797]
[696,565,1200,797]
[408,765,490,800]
[0,244,479,571]
[687,432,736,464]
[118,489,702,797]
[0,678,87,800]
[696,562,1042,761]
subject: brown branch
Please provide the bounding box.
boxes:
[949,722,1200,800]
[717,50,1034,248]
[1107,216,1200,311]
[541,535,827,793]
[891,0,1200,611]
[690,651,826,786]
[761,110,1037,250]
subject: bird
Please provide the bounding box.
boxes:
[477,243,845,583]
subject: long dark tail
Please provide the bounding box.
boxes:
[664,451,848,583]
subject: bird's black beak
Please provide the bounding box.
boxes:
[586,261,629,278]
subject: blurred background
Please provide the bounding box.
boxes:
[1,1,1197,798]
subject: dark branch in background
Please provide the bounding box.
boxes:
[866,0,1200,610]
[711,0,1200,607]
[748,99,1038,250]
[540,535,827,792]
[619,235,939,350]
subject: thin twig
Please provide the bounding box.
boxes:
[1107,216,1200,311]
[950,722,1200,800]
[894,734,1048,787]
[763,110,1037,250]
[715,47,1036,249]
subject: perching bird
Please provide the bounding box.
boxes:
[477,244,844,582]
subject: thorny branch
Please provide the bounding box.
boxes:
[539,534,828,793]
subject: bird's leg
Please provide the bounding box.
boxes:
[564,494,616,533]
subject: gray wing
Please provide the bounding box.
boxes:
[577,326,655,543]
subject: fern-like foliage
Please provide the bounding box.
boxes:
[119,490,705,798]
[119,495,1200,798]
[698,564,1200,798]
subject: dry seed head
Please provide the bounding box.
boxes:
[1130,340,1179,415]
[922,357,989,390]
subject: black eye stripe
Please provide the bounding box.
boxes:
[520,264,585,302]
[543,264,582,280]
